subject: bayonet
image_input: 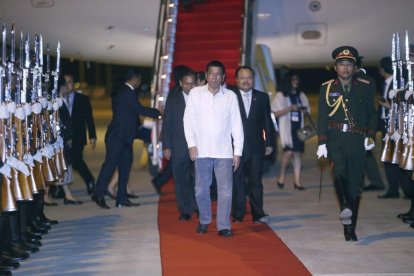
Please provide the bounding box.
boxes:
[10,23,15,64]
[392,33,398,90]
[396,32,405,89]
[406,30,413,91]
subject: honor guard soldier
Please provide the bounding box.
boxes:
[316,46,377,241]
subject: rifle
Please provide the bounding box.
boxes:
[19,31,38,195]
[382,33,398,163]
[4,23,26,202]
[12,24,33,201]
[50,41,66,177]
[34,35,57,183]
[0,22,17,212]
[29,34,47,190]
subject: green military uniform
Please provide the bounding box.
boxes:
[317,46,377,241]
[318,69,377,198]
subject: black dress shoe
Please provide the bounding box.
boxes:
[378,193,400,199]
[64,198,83,205]
[91,195,110,209]
[179,214,191,221]
[0,268,12,275]
[127,193,139,199]
[0,259,20,269]
[218,229,233,237]
[343,225,357,241]
[196,223,209,234]
[402,216,414,224]
[411,222,414,229]
[397,212,412,219]
[105,190,117,200]
[254,214,270,224]
[277,181,284,189]
[116,199,140,208]
[44,201,58,207]
[362,185,384,191]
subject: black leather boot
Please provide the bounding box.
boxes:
[12,206,39,254]
[347,196,360,241]
[37,189,58,225]
[1,212,30,261]
[333,176,352,225]
[30,194,51,230]
[0,215,19,272]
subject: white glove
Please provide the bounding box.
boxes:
[316,144,328,159]
[364,138,375,151]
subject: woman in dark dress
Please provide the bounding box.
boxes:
[271,71,311,190]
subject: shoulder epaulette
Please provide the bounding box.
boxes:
[322,79,335,86]
[357,78,371,85]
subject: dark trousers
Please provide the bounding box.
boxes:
[72,141,94,185]
[232,153,266,221]
[171,156,197,216]
[95,131,132,204]
[384,163,403,195]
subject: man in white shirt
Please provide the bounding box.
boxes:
[184,60,244,237]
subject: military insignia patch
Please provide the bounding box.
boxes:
[329,92,341,97]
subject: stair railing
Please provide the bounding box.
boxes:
[149,0,178,170]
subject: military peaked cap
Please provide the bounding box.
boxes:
[331,46,359,62]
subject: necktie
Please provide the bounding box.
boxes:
[66,94,73,115]
[344,85,349,94]
[243,93,250,117]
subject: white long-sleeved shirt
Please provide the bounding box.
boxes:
[183,84,244,158]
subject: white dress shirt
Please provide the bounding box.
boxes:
[241,89,252,117]
[64,91,75,116]
[183,84,244,158]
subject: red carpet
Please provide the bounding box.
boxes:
[158,180,311,276]
[172,0,244,87]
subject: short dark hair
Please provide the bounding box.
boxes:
[196,71,206,82]
[235,66,255,78]
[380,57,393,74]
[124,69,141,82]
[205,60,225,75]
[180,68,197,81]
[173,65,190,83]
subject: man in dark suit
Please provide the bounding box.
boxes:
[231,66,275,224]
[63,73,97,195]
[92,70,160,209]
[162,68,197,220]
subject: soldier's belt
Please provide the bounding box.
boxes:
[328,121,366,136]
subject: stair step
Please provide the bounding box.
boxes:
[178,12,243,22]
[174,49,240,62]
[174,40,240,51]
[176,30,241,41]
[187,2,243,13]
[177,20,242,32]
[172,60,239,71]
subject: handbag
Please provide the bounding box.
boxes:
[296,111,317,142]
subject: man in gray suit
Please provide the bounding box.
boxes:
[162,68,198,220]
